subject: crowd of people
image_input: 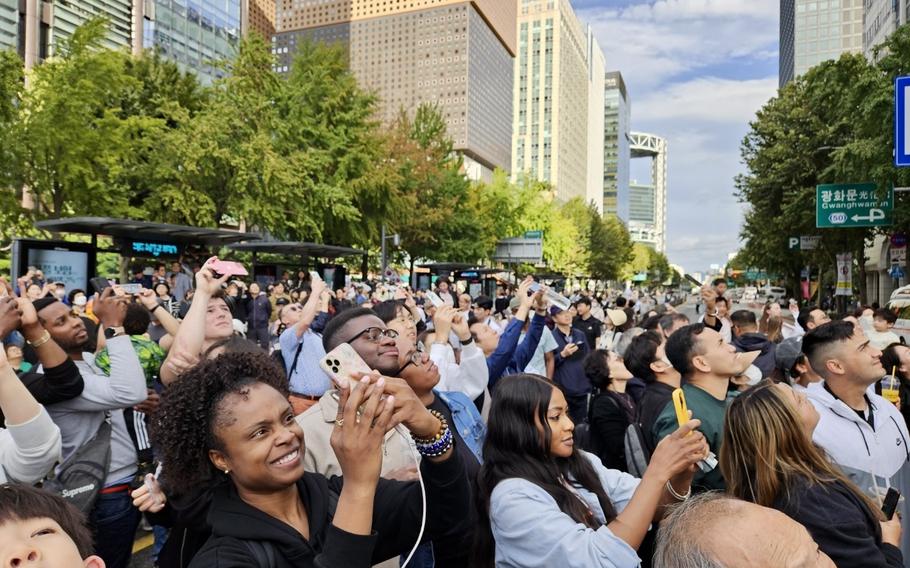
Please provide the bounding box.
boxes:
[1,259,909,568]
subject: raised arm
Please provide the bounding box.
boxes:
[137,288,180,337]
[293,276,327,339]
[0,339,62,484]
[160,260,228,385]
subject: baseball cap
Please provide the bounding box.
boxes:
[509,296,522,311]
[549,305,564,316]
[775,337,804,374]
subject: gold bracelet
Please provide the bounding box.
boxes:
[27,330,51,348]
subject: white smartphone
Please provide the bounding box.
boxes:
[319,343,373,389]
[426,291,444,308]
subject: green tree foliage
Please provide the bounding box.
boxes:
[11,18,141,219]
[734,27,910,301]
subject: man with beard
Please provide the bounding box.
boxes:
[35,287,147,568]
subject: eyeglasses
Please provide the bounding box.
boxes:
[343,326,399,344]
[397,347,426,375]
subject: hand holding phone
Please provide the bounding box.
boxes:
[426,291,444,308]
[208,258,248,278]
[90,276,111,295]
[320,344,374,390]
[672,388,718,473]
[882,487,901,520]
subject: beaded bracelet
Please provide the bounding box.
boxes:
[412,410,454,457]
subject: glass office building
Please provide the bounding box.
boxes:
[603,70,630,219]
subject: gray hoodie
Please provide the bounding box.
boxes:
[46,336,146,486]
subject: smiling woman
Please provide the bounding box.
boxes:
[151,350,471,568]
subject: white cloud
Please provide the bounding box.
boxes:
[635,77,778,123]
[572,0,779,272]
[579,4,778,91]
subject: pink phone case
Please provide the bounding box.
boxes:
[209,259,248,277]
[320,344,373,389]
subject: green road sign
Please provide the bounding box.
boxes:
[524,230,543,239]
[816,183,893,228]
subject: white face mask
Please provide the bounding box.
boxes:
[73,295,87,307]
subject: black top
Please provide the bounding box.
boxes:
[3,357,84,423]
[589,391,636,472]
[773,478,902,568]
[636,381,675,452]
[572,315,603,351]
[189,448,470,568]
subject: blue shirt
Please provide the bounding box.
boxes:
[552,327,591,396]
[279,326,330,397]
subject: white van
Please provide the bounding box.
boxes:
[763,286,786,301]
[887,285,910,344]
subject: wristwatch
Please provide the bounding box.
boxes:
[459,337,474,346]
[104,326,125,339]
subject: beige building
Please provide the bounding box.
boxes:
[792,0,863,77]
[273,0,516,179]
[511,0,604,207]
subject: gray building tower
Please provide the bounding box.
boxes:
[603,70,630,219]
[780,0,795,87]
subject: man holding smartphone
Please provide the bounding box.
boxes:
[551,304,592,424]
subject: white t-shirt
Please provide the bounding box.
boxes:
[866,328,902,351]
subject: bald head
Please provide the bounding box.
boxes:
[655,493,834,568]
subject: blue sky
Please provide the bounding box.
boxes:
[571,0,780,273]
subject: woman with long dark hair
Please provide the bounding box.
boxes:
[475,374,708,568]
[721,381,903,567]
[584,349,636,471]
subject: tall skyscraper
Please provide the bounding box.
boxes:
[780,0,864,85]
[603,70,630,219]
[511,0,605,205]
[629,132,667,253]
[780,0,795,87]
[273,0,516,181]
[863,0,907,58]
[0,0,243,81]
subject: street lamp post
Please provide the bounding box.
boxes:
[380,225,400,283]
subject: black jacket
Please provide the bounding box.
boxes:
[731,332,776,378]
[773,478,902,568]
[1,358,84,423]
[189,449,470,568]
[636,381,675,452]
[588,391,635,472]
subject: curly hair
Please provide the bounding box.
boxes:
[149,351,288,495]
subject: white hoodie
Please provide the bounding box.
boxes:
[807,381,910,566]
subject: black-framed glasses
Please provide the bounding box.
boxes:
[397,346,426,375]
[343,326,399,345]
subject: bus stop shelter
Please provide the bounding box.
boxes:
[16,217,263,291]
[227,241,367,290]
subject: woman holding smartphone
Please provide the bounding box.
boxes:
[474,374,709,568]
[720,381,903,568]
[151,350,470,567]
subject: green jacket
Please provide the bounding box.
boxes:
[652,383,737,492]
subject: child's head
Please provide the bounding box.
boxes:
[873,308,898,332]
[0,484,104,567]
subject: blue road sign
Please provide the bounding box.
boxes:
[896,76,910,167]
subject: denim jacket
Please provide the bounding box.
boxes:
[436,390,486,463]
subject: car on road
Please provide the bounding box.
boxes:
[762,286,787,301]
[742,287,758,302]
[887,285,910,344]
